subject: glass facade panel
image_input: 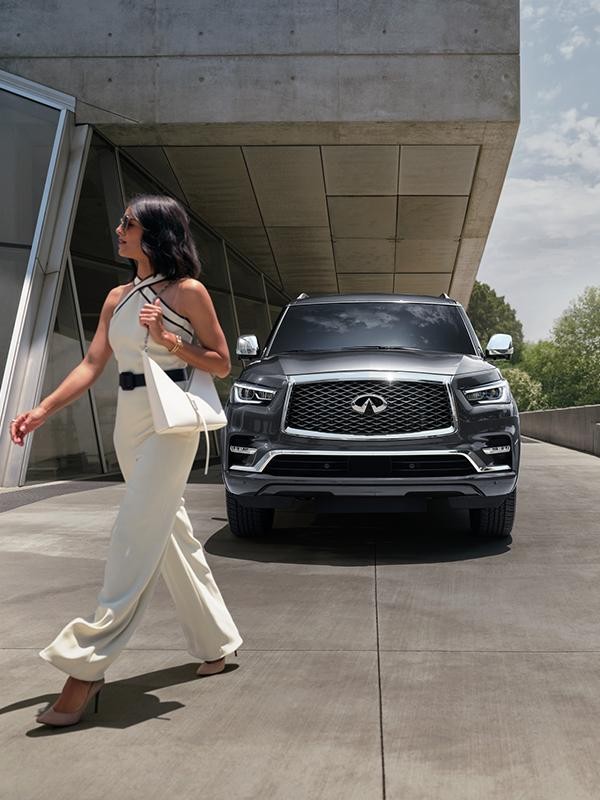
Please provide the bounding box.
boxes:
[27,268,102,482]
[227,249,271,347]
[122,147,187,203]
[0,88,59,247]
[0,245,31,385]
[71,256,132,471]
[190,220,229,291]
[266,283,288,330]
[120,154,165,201]
[208,289,240,400]
[17,128,285,482]
[70,133,126,264]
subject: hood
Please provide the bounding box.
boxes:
[243,349,497,382]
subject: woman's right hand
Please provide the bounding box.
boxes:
[9,407,48,447]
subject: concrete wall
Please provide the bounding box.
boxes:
[0,0,519,127]
[520,406,600,457]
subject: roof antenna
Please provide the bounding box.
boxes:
[296,292,310,300]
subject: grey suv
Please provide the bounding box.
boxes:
[223,293,519,539]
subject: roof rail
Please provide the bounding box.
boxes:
[295,292,310,300]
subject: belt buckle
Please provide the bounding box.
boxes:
[120,371,135,391]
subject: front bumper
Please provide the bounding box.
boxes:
[223,453,518,512]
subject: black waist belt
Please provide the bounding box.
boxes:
[119,369,187,391]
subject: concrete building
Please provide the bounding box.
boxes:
[0,1,519,487]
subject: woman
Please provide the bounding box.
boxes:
[10,194,243,727]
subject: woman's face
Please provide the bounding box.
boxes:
[115,207,144,260]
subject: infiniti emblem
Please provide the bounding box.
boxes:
[351,394,388,415]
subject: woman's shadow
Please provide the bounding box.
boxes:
[2,662,240,736]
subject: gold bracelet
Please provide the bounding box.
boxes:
[168,334,183,354]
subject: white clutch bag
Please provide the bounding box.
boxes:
[142,344,227,475]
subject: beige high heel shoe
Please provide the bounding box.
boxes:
[36,679,105,727]
[196,650,238,676]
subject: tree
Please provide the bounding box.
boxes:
[501,367,547,411]
[467,281,524,361]
[520,287,600,407]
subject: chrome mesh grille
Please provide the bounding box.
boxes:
[285,379,453,436]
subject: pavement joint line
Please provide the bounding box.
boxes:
[374,540,387,800]
[7,647,600,654]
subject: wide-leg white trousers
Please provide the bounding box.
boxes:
[39,387,243,682]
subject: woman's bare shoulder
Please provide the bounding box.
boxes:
[179,277,210,300]
[104,282,134,312]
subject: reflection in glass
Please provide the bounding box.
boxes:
[120,153,165,203]
[0,89,60,247]
[226,249,270,346]
[72,256,131,471]
[190,220,229,291]
[122,147,187,203]
[227,248,266,301]
[27,269,102,482]
[266,282,288,329]
[71,133,126,264]
[208,289,240,400]
[0,245,31,386]
[268,302,476,356]
[235,297,271,351]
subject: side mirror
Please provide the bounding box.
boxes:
[485,333,513,360]
[236,334,259,359]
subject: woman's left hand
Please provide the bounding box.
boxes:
[139,298,167,344]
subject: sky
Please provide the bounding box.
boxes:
[478,0,600,341]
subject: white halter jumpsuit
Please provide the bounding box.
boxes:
[39,272,243,681]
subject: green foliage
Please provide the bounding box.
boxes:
[501,367,547,412]
[467,282,524,361]
[520,287,600,408]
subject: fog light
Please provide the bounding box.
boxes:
[230,445,257,455]
[483,445,511,455]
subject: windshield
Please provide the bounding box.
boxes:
[267,302,477,356]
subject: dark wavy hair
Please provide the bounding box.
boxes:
[126,194,202,281]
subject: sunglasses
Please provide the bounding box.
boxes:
[118,214,139,232]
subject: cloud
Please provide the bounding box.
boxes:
[523,109,600,177]
[558,26,591,59]
[536,84,562,103]
[479,176,600,339]
[541,52,555,65]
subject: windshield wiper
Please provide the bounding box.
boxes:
[336,345,418,352]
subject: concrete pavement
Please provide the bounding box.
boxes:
[1,440,600,799]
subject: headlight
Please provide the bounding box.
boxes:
[231,381,277,405]
[462,380,510,405]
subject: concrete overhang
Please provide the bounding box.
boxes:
[0,0,520,305]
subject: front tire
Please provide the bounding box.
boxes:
[226,490,274,538]
[470,489,516,538]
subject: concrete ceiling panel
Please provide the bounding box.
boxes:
[394,273,451,295]
[399,145,479,195]
[332,239,395,272]
[284,273,339,295]
[397,196,469,239]
[322,145,399,195]
[328,196,397,238]
[338,273,394,293]
[243,146,328,227]
[268,227,335,279]
[395,240,459,273]
[165,146,261,227]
